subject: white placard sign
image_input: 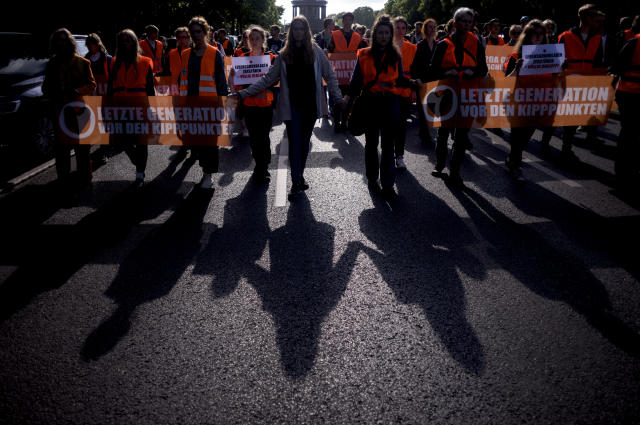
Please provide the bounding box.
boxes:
[231,55,271,85]
[520,44,565,75]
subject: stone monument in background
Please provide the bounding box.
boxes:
[291,0,328,34]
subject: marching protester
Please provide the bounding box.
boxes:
[542,19,558,43]
[168,27,190,78]
[43,28,96,187]
[231,26,277,183]
[85,33,112,166]
[428,7,488,187]
[484,18,505,46]
[507,25,523,46]
[179,16,229,190]
[392,16,417,170]
[347,14,416,199]
[610,20,640,192]
[234,30,251,56]
[503,19,549,179]
[217,28,235,56]
[411,18,437,145]
[139,25,164,74]
[315,18,335,50]
[234,15,343,200]
[557,3,606,162]
[107,29,155,185]
[410,21,423,44]
[268,25,284,53]
[328,12,368,132]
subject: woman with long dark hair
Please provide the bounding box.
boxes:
[503,19,549,179]
[347,14,415,199]
[234,15,343,200]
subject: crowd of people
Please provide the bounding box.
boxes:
[43,4,640,202]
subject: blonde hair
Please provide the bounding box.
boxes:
[247,25,268,52]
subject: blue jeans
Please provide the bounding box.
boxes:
[285,106,316,185]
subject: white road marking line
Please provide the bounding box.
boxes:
[274,137,289,207]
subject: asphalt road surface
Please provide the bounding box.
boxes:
[1,112,639,424]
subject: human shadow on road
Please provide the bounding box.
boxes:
[357,171,487,375]
[195,190,360,379]
[82,186,213,360]
[450,186,640,358]
[0,155,195,325]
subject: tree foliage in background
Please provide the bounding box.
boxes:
[384,0,634,33]
[3,0,283,52]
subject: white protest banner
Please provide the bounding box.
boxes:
[231,55,271,85]
[520,44,565,75]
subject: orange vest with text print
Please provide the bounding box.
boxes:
[397,40,417,97]
[357,47,400,94]
[333,30,361,52]
[617,35,640,94]
[111,55,153,96]
[559,30,601,70]
[139,39,163,73]
[234,51,275,107]
[441,32,479,75]
[178,45,218,96]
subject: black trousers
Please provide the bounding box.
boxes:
[395,96,411,158]
[365,93,400,188]
[244,105,273,172]
[508,126,536,168]
[435,127,469,175]
[112,134,148,174]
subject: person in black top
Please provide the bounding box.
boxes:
[267,25,284,53]
[411,18,438,144]
[427,7,488,187]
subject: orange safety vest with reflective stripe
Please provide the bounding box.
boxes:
[168,48,184,77]
[559,30,601,70]
[357,47,400,94]
[110,56,153,96]
[396,40,417,97]
[234,52,276,107]
[139,39,163,73]
[332,30,361,52]
[179,45,218,96]
[617,35,640,94]
[441,32,479,74]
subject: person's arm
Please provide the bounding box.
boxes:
[76,58,97,95]
[214,49,229,96]
[473,39,488,77]
[238,55,282,98]
[318,47,343,105]
[145,65,156,96]
[504,56,519,76]
[348,59,364,96]
[610,37,637,76]
[328,37,336,53]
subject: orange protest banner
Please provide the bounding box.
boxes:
[57,96,235,146]
[154,76,180,96]
[418,74,615,128]
[328,52,357,85]
[485,45,513,78]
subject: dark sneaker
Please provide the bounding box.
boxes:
[367,180,381,192]
[381,185,396,200]
[288,183,302,201]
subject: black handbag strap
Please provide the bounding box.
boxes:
[361,66,383,96]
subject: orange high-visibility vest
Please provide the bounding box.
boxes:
[168,48,184,77]
[139,39,163,73]
[559,30,601,70]
[111,55,153,96]
[487,36,505,46]
[441,32,479,74]
[178,45,218,96]
[357,47,399,94]
[332,30,361,52]
[234,51,276,107]
[624,29,636,43]
[617,35,640,94]
[396,40,417,97]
